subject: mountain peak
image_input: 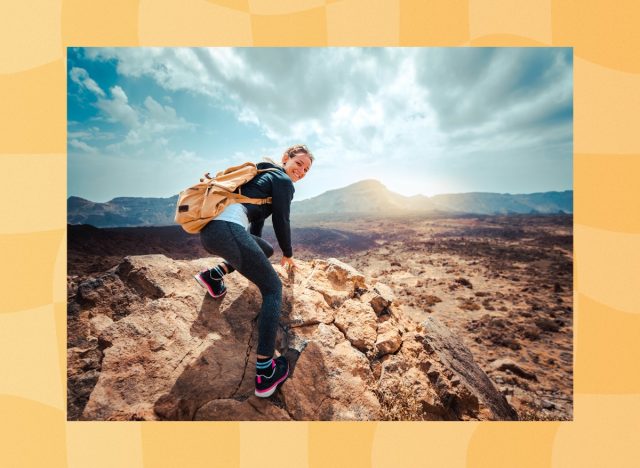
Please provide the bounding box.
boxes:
[346,179,388,190]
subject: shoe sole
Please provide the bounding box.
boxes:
[254,368,289,398]
[194,273,227,299]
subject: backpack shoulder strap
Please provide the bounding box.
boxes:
[256,167,281,174]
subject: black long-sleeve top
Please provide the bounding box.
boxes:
[238,162,295,257]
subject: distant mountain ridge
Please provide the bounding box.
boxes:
[67,195,179,227]
[289,180,440,215]
[67,180,573,228]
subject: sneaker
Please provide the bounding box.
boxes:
[255,356,289,398]
[194,270,227,298]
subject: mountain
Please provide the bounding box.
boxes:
[67,195,177,227]
[290,180,572,216]
[67,182,573,228]
[430,190,573,215]
[290,179,439,215]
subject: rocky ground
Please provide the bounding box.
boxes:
[67,213,572,420]
[312,214,573,420]
[67,255,517,421]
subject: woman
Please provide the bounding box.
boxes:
[194,144,313,398]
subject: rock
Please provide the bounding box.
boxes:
[76,272,138,321]
[116,255,181,298]
[375,320,402,356]
[459,298,481,311]
[194,396,291,421]
[325,258,366,287]
[89,314,113,336]
[77,277,107,305]
[469,315,522,350]
[281,339,381,420]
[334,299,378,353]
[419,295,441,309]
[367,282,395,315]
[455,277,473,289]
[541,399,556,410]
[68,254,517,421]
[306,258,366,307]
[377,353,445,420]
[282,287,333,328]
[535,317,560,332]
[522,325,540,340]
[418,317,518,420]
[489,358,538,381]
[67,347,102,420]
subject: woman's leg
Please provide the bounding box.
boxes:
[210,234,274,276]
[199,221,282,357]
[200,220,289,397]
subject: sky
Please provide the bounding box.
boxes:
[67,47,573,202]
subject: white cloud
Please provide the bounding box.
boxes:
[71,66,193,153]
[68,126,117,142]
[96,85,139,128]
[143,96,185,128]
[69,67,105,97]
[168,149,205,164]
[77,47,572,197]
[69,139,98,154]
[118,97,191,147]
[80,48,449,166]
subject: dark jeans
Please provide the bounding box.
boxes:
[200,220,281,357]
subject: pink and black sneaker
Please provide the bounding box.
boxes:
[194,268,227,298]
[255,356,289,398]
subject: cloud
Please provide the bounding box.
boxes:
[68,126,117,142]
[84,48,449,169]
[76,48,572,197]
[415,48,573,150]
[96,85,139,128]
[143,96,187,129]
[116,96,192,148]
[68,65,195,162]
[69,139,98,154]
[71,66,191,147]
[167,149,205,164]
[81,49,401,128]
[69,67,105,97]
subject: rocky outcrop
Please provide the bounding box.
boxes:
[67,254,517,421]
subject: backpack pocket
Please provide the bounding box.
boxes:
[175,186,206,225]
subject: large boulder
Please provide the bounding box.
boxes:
[67,254,516,421]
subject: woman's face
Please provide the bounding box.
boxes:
[282,153,312,182]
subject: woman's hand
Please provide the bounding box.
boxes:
[280,256,297,271]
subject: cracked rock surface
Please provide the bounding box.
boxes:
[67,254,516,421]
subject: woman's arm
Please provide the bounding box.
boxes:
[249,218,265,237]
[271,176,295,258]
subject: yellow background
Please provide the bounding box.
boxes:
[1,0,639,466]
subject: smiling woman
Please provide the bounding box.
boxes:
[281,144,314,182]
[66,46,574,421]
[194,144,313,398]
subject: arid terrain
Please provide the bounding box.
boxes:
[68,213,572,420]
[305,214,573,420]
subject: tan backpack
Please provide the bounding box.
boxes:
[175,162,279,234]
